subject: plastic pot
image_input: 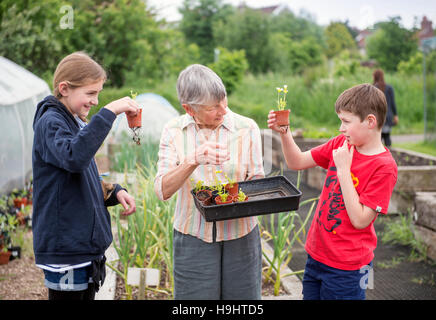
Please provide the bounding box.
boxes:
[273,109,290,126]
[224,183,239,196]
[215,195,233,205]
[127,108,142,128]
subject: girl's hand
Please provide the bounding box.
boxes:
[116,189,136,216]
[104,97,139,116]
[267,110,287,134]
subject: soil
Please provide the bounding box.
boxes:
[0,254,47,300]
[390,149,436,166]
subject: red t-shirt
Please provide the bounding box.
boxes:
[305,134,398,270]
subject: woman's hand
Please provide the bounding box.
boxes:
[104,97,139,116]
[116,189,136,216]
[267,110,287,134]
[187,141,230,165]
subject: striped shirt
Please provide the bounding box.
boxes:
[154,108,265,243]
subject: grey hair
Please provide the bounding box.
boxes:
[176,64,227,109]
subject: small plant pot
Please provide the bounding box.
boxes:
[273,109,290,126]
[127,108,142,128]
[13,198,22,208]
[233,195,249,203]
[0,251,11,265]
[215,195,233,205]
[224,183,239,196]
[195,190,212,206]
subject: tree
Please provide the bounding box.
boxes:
[0,0,63,77]
[207,47,248,95]
[366,17,418,72]
[324,22,356,58]
[213,8,272,73]
[179,0,233,64]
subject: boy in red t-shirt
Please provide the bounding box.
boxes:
[268,83,397,300]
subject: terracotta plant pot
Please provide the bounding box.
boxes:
[0,251,11,265]
[233,195,249,203]
[224,183,239,196]
[273,109,290,126]
[127,108,142,128]
[215,195,233,205]
[196,190,212,206]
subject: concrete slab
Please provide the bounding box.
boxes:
[95,245,118,300]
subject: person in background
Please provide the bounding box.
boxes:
[373,69,398,147]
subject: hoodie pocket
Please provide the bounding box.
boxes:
[91,205,113,252]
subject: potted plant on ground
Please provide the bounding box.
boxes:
[0,214,18,265]
[272,85,290,126]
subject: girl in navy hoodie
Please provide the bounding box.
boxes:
[32,52,139,300]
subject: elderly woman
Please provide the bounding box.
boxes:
[154,64,265,300]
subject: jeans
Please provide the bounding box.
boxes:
[173,225,262,300]
[302,254,373,300]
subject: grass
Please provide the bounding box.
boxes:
[90,71,430,140]
[381,212,428,262]
[393,140,436,157]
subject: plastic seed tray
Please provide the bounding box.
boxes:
[191,175,302,222]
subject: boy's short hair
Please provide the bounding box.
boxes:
[335,83,387,129]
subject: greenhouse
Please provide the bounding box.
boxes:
[0,56,50,194]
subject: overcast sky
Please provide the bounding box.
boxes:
[146,0,436,30]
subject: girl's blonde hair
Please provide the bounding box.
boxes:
[53,52,107,98]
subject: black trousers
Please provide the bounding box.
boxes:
[48,282,96,300]
[382,132,392,147]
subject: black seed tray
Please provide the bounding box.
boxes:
[191,175,302,222]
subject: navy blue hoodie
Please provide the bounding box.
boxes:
[32,95,120,265]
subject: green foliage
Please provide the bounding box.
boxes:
[324,22,356,58]
[398,50,436,75]
[333,50,362,77]
[366,17,418,72]
[179,0,233,64]
[269,10,325,44]
[381,213,427,261]
[213,8,272,73]
[0,1,63,77]
[208,47,248,95]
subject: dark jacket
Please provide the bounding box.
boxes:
[383,84,397,128]
[32,95,120,265]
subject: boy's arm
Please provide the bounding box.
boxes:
[333,139,377,229]
[268,110,316,170]
[279,130,317,170]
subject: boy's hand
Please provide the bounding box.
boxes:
[333,139,354,174]
[267,110,288,134]
[116,189,136,216]
[104,97,139,116]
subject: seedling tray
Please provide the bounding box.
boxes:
[191,175,302,222]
